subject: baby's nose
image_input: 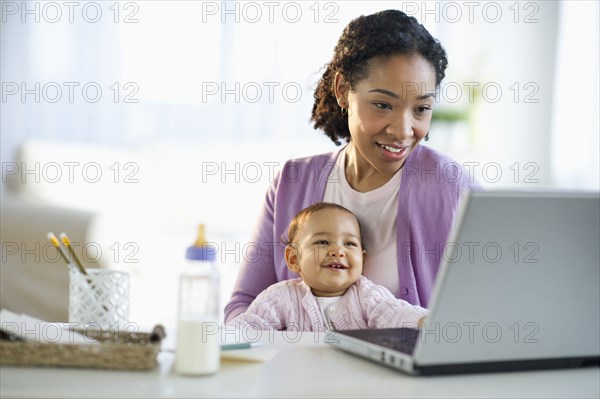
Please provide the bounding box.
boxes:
[328,244,344,256]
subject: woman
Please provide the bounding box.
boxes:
[224,9,479,323]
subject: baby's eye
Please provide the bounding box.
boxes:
[345,241,358,247]
[315,240,329,245]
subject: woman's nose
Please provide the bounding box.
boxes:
[386,111,414,140]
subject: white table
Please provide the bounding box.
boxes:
[1,331,599,398]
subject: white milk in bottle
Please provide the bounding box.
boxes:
[175,225,220,375]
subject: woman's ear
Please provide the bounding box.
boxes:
[334,72,349,109]
[285,244,301,273]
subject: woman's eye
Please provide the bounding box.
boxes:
[374,102,392,110]
[416,105,432,113]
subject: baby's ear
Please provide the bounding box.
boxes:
[285,244,301,273]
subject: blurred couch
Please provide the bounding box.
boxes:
[0,193,98,321]
[0,138,300,326]
[0,139,164,323]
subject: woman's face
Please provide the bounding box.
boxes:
[338,54,437,178]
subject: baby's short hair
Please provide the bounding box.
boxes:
[283,202,363,246]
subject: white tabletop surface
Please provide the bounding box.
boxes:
[1,331,599,398]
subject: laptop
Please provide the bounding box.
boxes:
[327,191,600,375]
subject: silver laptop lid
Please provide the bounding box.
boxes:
[415,191,600,366]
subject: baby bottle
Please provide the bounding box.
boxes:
[175,224,221,375]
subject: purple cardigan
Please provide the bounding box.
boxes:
[224,145,479,322]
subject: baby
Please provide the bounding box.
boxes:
[229,202,428,331]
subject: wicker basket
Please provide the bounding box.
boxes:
[0,325,165,371]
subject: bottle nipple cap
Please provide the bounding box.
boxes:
[186,224,217,261]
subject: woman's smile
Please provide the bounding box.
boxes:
[375,141,412,162]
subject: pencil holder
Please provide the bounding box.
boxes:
[68,268,130,329]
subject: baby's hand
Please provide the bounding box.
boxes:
[417,315,427,328]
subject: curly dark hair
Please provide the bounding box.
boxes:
[311,10,448,145]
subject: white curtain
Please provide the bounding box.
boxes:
[1,1,399,167]
[3,1,597,190]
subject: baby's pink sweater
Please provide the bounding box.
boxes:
[229,276,429,332]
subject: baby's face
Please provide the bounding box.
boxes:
[286,208,365,297]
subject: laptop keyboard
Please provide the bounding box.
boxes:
[361,328,420,355]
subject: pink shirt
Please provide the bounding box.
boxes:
[228,276,429,332]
